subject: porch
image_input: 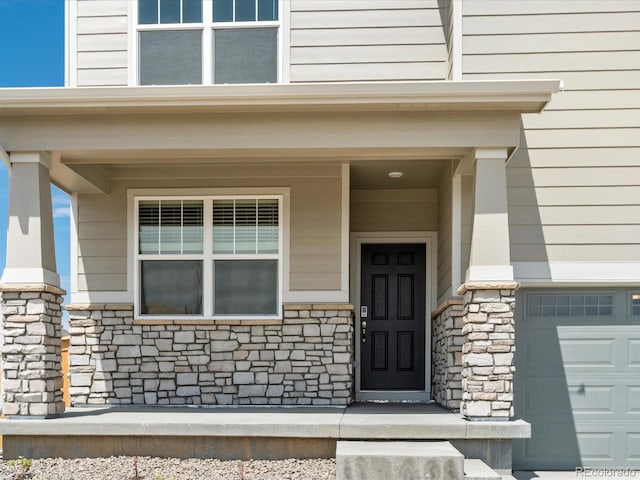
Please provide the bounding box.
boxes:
[0,402,528,474]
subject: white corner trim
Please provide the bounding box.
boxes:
[70,193,79,294]
[451,0,463,81]
[127,0,137,86]
[340,164,350,299]
[451,173,462,292]
[465,265,514,282]
[66,0,78,87]
[1,268,60,286]
[280,0,291,83]
[514,261,640,284]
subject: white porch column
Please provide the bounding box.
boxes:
[1,151,59,286]
[459,148,517,419]
[466,148,513,283]
[1,151,65,417]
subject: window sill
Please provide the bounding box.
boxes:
[133,318,283,326]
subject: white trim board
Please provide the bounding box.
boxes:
[350,231,437,403]
[514,261,640,284]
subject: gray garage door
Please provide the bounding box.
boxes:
[514,289,640,470]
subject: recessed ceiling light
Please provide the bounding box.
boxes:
[388,171,404,179]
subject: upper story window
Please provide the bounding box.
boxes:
[137,0,279,86]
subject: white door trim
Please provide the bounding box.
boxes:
[350,231,437,402]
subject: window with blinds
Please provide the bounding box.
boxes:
[136,196,280,318]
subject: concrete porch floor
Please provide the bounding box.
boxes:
[0,403,529,470]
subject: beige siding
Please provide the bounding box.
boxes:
[77,165,343,293]
[75,0,129,86]
[350,189,438,233]
[290,0,448,82]
[437,171,452,303]
[463,0,640,266]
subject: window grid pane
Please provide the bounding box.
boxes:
[235,0,255,21]
[183,0,202,22]
[141,260,203,314]
[160,0,181,23]
[527,294,614,317]
[632,294,640,316]
[212,27,278,84]
[258,199,278,253]
[214,259,277,315]
[139,30,203,85]
[257,0,277,21]
[139,200,203,254]
[139,0,159,24]
[213,200,235,253]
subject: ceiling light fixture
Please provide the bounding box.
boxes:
[388,171,404,179]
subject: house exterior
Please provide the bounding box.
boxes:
[0,0,638,471]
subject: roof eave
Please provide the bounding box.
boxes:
[0,80,561,116]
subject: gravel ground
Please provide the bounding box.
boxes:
[0,457,336,480]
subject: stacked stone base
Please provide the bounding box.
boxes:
[1,284,65,417]
[458,283,518,419]
[67,304,354,406]
[431,298,464,410]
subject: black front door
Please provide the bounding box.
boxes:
[360,243,426,390]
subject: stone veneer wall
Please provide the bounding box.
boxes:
[1,284,65,417]
[459,283,518,419]
[431,297,464,410]
[67,304,354,406]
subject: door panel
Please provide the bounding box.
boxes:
[360,243,426,390]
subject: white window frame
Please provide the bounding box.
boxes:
[631,292,640,317]
[134,194,283,320]
[132,0,283,86]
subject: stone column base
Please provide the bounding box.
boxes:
[458,282,518,419]
[1,283,66,417]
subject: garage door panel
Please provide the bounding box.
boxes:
[575,432,614,464]
[558,338,615,367]
[629,339,640,367]
[628,434,640,461]
[629,387,640,414]
[567,384,615,414]
[521,332,565,374]
[515,289,640,469]
[517,421,582,469]
[520,377,574,416]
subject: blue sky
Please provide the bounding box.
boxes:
[0,0,69,322]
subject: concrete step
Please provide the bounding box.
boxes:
[336,440,464,480]
[464,458,503,480]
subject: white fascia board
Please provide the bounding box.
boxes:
[0,80,561,115]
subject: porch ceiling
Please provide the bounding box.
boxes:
[350,160,450,190]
